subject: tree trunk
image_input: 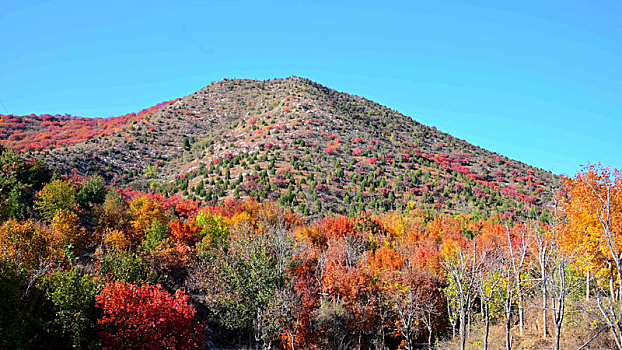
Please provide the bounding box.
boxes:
[467,308,472,339]
[586,270,590,301]
[518,288,524,335]
[542,287,547,339]
[542,266,547,338]
[506,319,512,350]
[459,308,467,350]
[427,324,433,349]
[484,304,490,350]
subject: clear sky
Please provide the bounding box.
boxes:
[1,0,620,176]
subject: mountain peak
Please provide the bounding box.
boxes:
[0,77,557,217]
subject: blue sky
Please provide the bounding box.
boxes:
[1,0,620,176]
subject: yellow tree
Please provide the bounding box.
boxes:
[128,195,168,243]
[562,165,622,348]
[50,210,88,254]
[35,179,77,221]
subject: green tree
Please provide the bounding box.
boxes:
[43,267,103,349]
[77,175,107,208]
[35,179,77,221]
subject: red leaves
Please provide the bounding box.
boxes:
[175,199,200,219]
[0,99,177,151]
[96,281,204,350]
[321,215,357,240]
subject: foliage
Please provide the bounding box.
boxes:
[35,179,78,221]
[97,250,151,284]
[77,175,107,208]
[96,281,204,350]
[42,267,102,349]
[128,195,168,242]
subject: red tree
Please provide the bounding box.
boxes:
[96,281,204,350]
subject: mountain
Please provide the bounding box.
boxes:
[0,77,557,217]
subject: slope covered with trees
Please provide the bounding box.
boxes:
[0,77,556,218]
[0,145,620,349]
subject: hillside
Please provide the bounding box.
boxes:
[0,77,557,217]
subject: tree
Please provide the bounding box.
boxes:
[442,236,482,350]
[128,195,168,242]
[386,270,445,349]
[0,261,56,349]
[549,242,580,350]
[474,250,502,350]
[96,281,204,350]
[35,179,77,221]
[77,175,107,208]
[0,147,50,221]
[169,219,201,246]
[50,210,88,253]
[0,218,58,274]
[530,222,555,339]
[504,223,531,337]
[43,267,102,349]
[562,165,622,348]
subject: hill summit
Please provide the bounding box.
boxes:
[0,77,556,217]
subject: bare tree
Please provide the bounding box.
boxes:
[530,223,555,339]
[548,244,580,350]
[443,242,482,350]
[505,222,531,336]
[475,250,502,350]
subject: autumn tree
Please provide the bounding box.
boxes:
[50,210,88,254]
[562,165,622,348]
[35,179,77,221]
[96,281,204,350]
[128,195,168,243]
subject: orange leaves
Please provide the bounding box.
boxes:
[169,219,201,246]
[367,246,404,272]
[0,218,55,269]
[175,199,200,219]
[296,225,326,248]
[102,228,131,251]
[50,210,88,252]
[321,215,357,240]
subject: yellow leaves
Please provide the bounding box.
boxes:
[562,165,622,283]
[0,218,58,270]
[128,195,167,241]
[195,212,229,250]
[225,211,253,232]
[50,210,88,251]
[102,228,131,252]
[35,179,77,221]
[440,234,467,262]
[296,225,326,247]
